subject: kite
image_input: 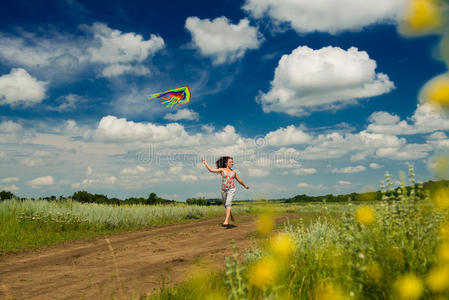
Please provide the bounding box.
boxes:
[146,86,191,108]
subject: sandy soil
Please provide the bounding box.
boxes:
[0,213,297,299]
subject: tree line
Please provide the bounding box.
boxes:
[1,179,448,204]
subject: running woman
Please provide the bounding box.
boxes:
[201,156,249,226]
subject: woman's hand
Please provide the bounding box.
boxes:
[244,185,249,190]
[201,157,206,164]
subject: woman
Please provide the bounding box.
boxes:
[201,156,249,226]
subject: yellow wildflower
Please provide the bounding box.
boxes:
[394,274,424,300]
[355,206,376,225]
[366,262,383,284]
[249,256,279,288]
[270,233,296,260]
[439,242,449,261]
[255,213,274,234]
[440,223,449,240]
[434,188,449,209]
[315,282,346,300]
[402,0,442,34]
[426,266,449,292]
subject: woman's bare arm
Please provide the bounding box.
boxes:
[235,172,249,189]
[202,157,222,173]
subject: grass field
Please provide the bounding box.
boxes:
[0,199,253,254]
[148,180,449,299]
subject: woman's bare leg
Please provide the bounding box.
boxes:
[224,208,231,225]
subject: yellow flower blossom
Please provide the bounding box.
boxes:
[426,266,449,292]
[270,233,296,260]
[355,206,376,225]
[315,282,346,300]
[249,256,279,288]
[433,188,449,210]
[440,223,449,240]
[439,242,449,261]
[366,262,383,284]
[256,213,274,234]
[394,274,423,300]
[402,0,442,34]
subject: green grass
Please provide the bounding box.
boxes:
[0,199,253,254]
[147,177,449,299]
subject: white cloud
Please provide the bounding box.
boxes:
[248,168,270,177]
[180,174,198,182]
[91,115,197,144]
[164,108,200,121]
[49,94,84,112]
[258,46,394,116]
[71,175,117,188]
[1,177,19,183]
[0,23,164,80]
[185,16,263,64]
[338,180,352,185]
[86,166,93,177]
[264,125,311,146]
[120,165,147,175]
[427,132,449,149]
[0,32,83,68]
[28,176,54,187]
[369,163,382,169]
[1,184,19,192]
[292,168,316,175]
[0,120,34,142]
[367,103,449,135]
[332,165,366,173]
[85,22,164,64]
[376,144,432,160]
[297,182,325,189]
[242,0,407,34]
[0,68,47,107]
[202,124,215,133]
[101,64,150,77]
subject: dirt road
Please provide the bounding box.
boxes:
[0,213,297,299]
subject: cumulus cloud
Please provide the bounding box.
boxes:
[257,46,394,116]
[248,168,270,177]
[367,103,449,135]
[180,174,198,182]
[331,165,366,173]
[84,22,164,64]
[100,64,150,77]
[292,168,316,175]
[1,177,19,183]
[297,182,325,189]
[369,163,382,169]
[376,144,432,160]
[1,184,19,192]
[264,125,311,146]
[90,115,195,144]
[338,180,352,185]
[28,176,54,187]
[185,16,263,64]
[0,120,34,142]
[0,23,164,80]
[242,0,407,34]
[164,108,199,121]
[120,165,147,175]
[0,68,47,107]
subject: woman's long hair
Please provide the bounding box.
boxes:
[216,156,232,168]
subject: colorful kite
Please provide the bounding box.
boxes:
[146,86,191,108]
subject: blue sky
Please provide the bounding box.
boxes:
[1,0,449,200]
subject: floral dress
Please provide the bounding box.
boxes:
[221,169,235,191]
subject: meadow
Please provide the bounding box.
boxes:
[2,167,449,299]
[0,199,253,254]
[149,170,449,300]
